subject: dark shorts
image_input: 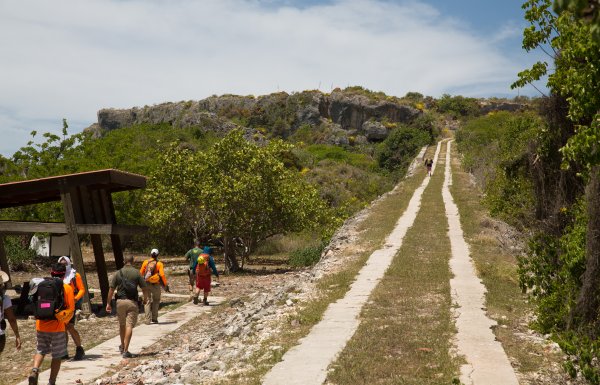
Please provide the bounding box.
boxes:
[36,331,67,359]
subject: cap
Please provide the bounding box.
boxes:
[151,248,159,256]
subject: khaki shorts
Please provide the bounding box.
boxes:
[116,299,139,328]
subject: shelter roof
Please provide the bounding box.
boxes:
[0,169,146,209]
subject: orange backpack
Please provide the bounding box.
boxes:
[196,254,210,277]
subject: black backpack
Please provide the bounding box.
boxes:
[34,278,65,320]
[118,270,139,301]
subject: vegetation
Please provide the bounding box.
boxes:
[453,0,600,381]
[144,130,332,271]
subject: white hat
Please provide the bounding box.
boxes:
[150,248,159,256]
[0,270,8,285]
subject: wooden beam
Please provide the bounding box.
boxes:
[60,182,92,315]
[0,234,11,288]
[0,222,147,236]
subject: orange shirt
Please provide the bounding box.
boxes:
[36,283,75,333]
[140,259,167,286]
[69,273,85,302]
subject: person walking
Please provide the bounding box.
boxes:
[0,269,22,354]
[106,255,148,358]
[57,256,85,360]
[191,246,219,306]
[425,158,433,176]
[184,240,203,299]
[140,249,169,324]
[27,263,75,385]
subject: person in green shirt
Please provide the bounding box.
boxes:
[184,240,203,297]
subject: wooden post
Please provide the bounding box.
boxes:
[91,234,109,307]
[59,180,92,315]
[100,190,124,269]
[0,234,11,288]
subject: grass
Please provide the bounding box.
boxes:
[214,146,434,385]
[448,142,566,378]
[326,141,461,384]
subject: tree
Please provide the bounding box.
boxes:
[145,130,330,271]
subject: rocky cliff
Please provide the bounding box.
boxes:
[85,89,422,143]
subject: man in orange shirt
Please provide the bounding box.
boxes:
[58,256,86,360]
[140,249,170,324]
[27,263,75,385]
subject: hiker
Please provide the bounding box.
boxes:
[28,263,75,385]
[191,246,219,306]
[140,248,169,324]
[425,158,433,176]
[57,256,85,360]
[184,240,203,298]
[106,255,149,358]
[0,269,22,354]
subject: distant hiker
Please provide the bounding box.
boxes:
[184,240,203,298]
[57,256,85,360]
[106,255,149,358]
[425,158,433,176]
[191,246,219,306]
[28,263,75,385]
[0,269,21,354]
[140,248,169,324]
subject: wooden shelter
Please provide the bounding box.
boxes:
[0,169,147,313]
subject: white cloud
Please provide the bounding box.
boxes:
[0,0,529,155]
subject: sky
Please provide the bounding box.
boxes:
[0,0,546,156]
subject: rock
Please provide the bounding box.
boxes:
[362,120,388,141]
[285,299,293,307]
[203,360,223,372]
[224,324,241,337]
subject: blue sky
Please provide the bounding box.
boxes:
[0,0,545,156]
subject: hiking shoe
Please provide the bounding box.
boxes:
[122,351,133,358]
[193,296,199,305]
[151,319,158,324]
[27,370,38,385]
[74,346,85,360]
[61,353,69,360]
[203,299,209,306]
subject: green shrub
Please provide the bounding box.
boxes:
[376,125,430,174]
[5,235,37,270]
[289,242,326,267]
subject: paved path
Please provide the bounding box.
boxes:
[16,298,224,385]
[442,140,518,385]
[263,141,444,385]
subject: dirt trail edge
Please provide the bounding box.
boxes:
[442,140,518,385]
[262,141,444,385]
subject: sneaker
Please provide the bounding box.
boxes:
[74,346,85,360]
[122,351,133,358]
[193,297,199,305]
[203,299,209,306]
[151,319,158,324]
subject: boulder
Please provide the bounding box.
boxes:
[362,121,388,141]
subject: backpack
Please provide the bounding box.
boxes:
[196,254,210,277]
[34,278,65,320]
[118,270,139,301]
[144,259,160,283]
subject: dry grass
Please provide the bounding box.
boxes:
[326,141,461,384]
